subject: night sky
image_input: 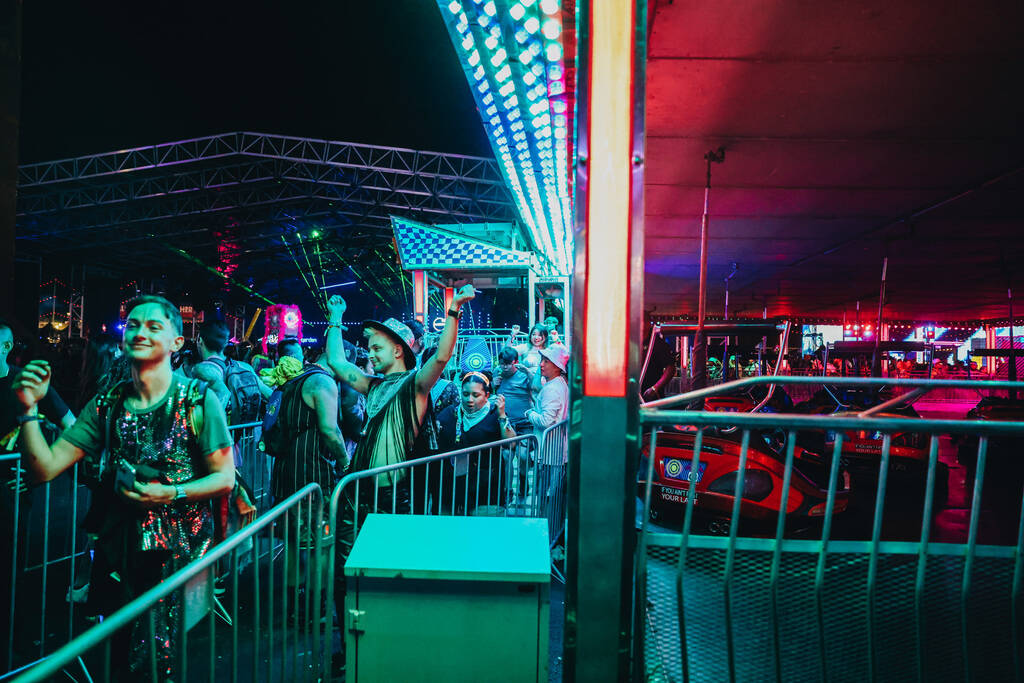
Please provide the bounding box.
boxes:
[16,1,508,332]
[18,1,491,163]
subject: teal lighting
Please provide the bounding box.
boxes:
[436,0,573,275]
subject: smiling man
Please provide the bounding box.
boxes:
[324,284,476,480]
[12,295,234,678]
[323,285,475,673]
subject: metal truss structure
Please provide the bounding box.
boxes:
[16,132,521,309]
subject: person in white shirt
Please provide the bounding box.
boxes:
[526,345,569,431]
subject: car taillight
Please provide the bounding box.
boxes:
[809,499,848,516]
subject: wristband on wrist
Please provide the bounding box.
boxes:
[447,308,461,320]
[326,322,344,331]
[17,412,42,425]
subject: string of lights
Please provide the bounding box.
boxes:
[437,0,574,277]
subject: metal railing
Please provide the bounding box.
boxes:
[10,420,571,680]
[15,484,327,683]
[229,422,272,511]
[0,421,269,679]
[636,376,1024,682]
[325,424,570,641]
[421,330,536,378]
[1,454,92,679]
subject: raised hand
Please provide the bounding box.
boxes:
[12,360,52,411]
[494,393,506,417]
[327,295,347,323]
[452,284,476,308]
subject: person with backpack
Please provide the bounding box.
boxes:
[193,318,269,427]
[11,295,234,679]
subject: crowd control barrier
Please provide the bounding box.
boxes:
[12,422,571,681]
[635,376,1024,682]
[15,484,327,683]
[0,421,271,680]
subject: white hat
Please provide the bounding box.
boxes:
[538,345,570,373]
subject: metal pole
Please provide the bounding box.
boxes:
[872,257,888,377]
[1009,287,1017,399]
[691,148,724,392]
[723,263,737,381]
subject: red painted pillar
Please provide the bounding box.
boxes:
[565,1,647,681]
[412,270,428,323]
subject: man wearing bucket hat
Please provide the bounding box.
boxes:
[324,287,476,476]
[323,285,475,668]
[526,345,570,430]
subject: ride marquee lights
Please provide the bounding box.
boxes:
[437,0,574,277]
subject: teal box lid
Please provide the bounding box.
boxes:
[344,514,551,582]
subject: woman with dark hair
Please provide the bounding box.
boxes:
[77,333,120,411]
[435,370,516,514]
[513,324,549,375]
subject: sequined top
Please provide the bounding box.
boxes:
[64,374,232,563]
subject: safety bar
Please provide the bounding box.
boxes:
[635,379,1024,682]
[643,374,1024,410]
[15,484,326,683]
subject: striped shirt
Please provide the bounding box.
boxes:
[270,367,337,501]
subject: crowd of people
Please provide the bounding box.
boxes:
[0,289,571,677]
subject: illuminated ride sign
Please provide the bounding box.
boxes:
[263,304,303,354]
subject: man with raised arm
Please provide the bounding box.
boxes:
[323,285,474,676]
[11,295,234,678]
[324,284,475,480]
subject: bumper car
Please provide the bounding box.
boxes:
[638,428,851,535]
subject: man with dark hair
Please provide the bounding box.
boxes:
[493,346,534,433]
[11,295,234,677]
[1,317,75,449]
[403,318,426,367]
[277,337,304,362]
[194,318,269,421]
[0,319,76,669]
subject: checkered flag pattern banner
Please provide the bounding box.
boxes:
[392,217,531,270]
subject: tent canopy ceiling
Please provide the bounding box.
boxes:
[643,0,1024,321]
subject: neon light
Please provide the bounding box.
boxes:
[584,0,635,396]
[542,18,561,39]
[436,0,573,277]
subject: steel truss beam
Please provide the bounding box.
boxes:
[15,133,521,308]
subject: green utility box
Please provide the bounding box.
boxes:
[345,514,550,682]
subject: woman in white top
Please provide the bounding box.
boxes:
[526,345,570,432]
[512,324,550,375]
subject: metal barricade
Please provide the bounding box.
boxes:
[2,454,93,679]
[420,331,522,379]
[324,432,559,665]
[538,421,569,580]
[15,484,328,683]
[635,376,1024,682]
[228,422,271,511]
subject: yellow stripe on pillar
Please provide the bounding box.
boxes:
[583,0,635,397]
